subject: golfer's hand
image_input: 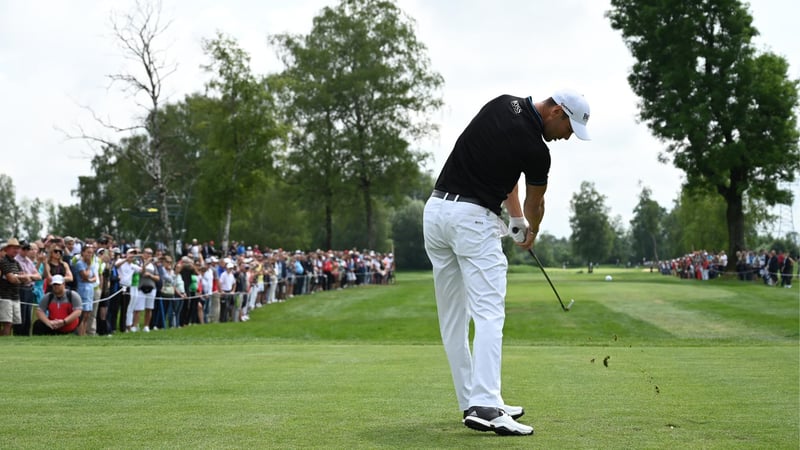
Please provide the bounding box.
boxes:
[508,217,527,243]
[516,229,536,250]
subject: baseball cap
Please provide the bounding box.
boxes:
[226,262,234,269]
[552,89,591,140]
[52,274,65,285]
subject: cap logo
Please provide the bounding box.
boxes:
[583,112,590,122]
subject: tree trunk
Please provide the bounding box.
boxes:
[157,184,174,255]
[723,189,745,273]
[222,204,232,254]
[362,181,374,249]
[324,201,333,251]
[649,232,659,262]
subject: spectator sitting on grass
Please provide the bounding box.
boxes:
[32,275,82,335]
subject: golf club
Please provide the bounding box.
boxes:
[528,248,574,312]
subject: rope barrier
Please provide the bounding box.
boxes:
[6,268,396,308]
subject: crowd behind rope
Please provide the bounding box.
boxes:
[655,249,796,287]
[0,234,395,337]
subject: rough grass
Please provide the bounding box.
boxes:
[1,268,797,449]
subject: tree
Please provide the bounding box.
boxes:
[69,1,181,251]
[272,0,443,249]
[527,232,573,268]
[390,199,430,270]
[609,215,632,266]
[608,0,800,270]
[271,31,348,251]
[630,186,667,262]
[570,181,614,264]
[18,198,44,242]
[0,174,18,238]
[194,34,286,251]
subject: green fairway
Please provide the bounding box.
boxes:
[1,269,798,449]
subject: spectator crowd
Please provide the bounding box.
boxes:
[0,234,395,337]
[655,249,796,287]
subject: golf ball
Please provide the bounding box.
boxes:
[605,275,613,281]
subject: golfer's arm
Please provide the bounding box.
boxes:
[503,183,524,217]
[524,184,547,236]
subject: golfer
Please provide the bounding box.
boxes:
[423,90,590,435]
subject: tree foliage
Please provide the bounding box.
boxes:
[607,0,800,268]
[193,34,286,251]
[272,0,443,249]
[390,199,430,270]
[630,186,667,262]
[569,181,614,264]
[0,174,17,238]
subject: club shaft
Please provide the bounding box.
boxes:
[528,248,569,311]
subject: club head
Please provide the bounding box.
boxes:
[565,299,575,311]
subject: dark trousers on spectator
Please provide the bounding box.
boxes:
[115,289,131,332]
[220,293,234,322]
[181,291,196,326]
[151,294,166,329]
[14,286,35,336]
[164,294,180,328]
[32,319,80,336]
[105,289,122,333]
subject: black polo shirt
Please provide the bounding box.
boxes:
[0,255,22,301]
[434,95,550,216]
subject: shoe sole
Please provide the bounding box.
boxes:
[463,417,533,436]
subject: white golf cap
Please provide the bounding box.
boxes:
[51,274,65,285]
[552,89,591,140]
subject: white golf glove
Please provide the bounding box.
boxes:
[508,217,527,243]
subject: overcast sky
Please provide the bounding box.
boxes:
[1,0,798,239]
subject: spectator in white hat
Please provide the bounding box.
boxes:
[32,274,82,335]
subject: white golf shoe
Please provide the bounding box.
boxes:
[463,404,524,420]
[463,406,533,436]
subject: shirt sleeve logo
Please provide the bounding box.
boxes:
[510,99,522,114]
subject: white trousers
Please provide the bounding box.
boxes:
[125,286,142,327]
[423,196,507,411]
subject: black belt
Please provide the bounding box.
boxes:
[431,190,483,207]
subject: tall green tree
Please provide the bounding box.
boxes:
[70,1,183,250]
[609,215,632,265]
[670,187,769,254]
[0,174,18,238]
[18,198,44,242]
[608,0,800,270]
[569,181,614,264]
[527,232,573,268]
[390,199,429,270]
[194,34,286,251]
[271,31,347,250]
[630,186,667,262]
[272,0,443,249]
